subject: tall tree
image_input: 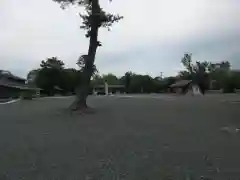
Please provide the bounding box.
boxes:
[123,72,132,93]
[208,61,230,72]
[208,61,234,92]
[181,53,194,75]
[76,54,98,75]
[181,53,210,94]
[102,73,119,85]
[53,0,123,111]
[178,71,191,80]
[35,57,66,95]
[27,69,40,85]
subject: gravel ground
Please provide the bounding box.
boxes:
[0,94,240,180]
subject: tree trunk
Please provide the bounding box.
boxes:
[69,0,100,111]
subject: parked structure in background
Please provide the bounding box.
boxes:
[0,70,41,99]
[169,80,202,96]
[104,81,108,95]
[93,81,125,95]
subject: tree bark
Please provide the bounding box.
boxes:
[69,0,100,111]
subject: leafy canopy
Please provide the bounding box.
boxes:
[53,0,123,38]
[40,57,65,69]
[77,54,98,75]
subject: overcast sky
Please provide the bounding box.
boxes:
[1,0,239,78]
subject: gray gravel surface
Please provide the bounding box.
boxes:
[0,94,240,180]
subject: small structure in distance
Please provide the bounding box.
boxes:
[170,80,202,96]
[93,82,125,95]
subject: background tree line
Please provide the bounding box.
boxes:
[27,55,240,96]
[179,53,240,93]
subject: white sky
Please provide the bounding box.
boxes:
[0,0,240,78]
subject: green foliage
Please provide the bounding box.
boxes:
[79,4,123,36]
[36,57,66,95]
[181,54,209,75]
[28,53,240,96]
[181,53,210,92]
[77,55,98,75]
[53,0,123,41]
[91,73,104,86]
[181,53,194,74]
[119,73,167,93]
[181,53,240,93]
[40,57,64,69]
[102,73,119,85]
[61,68,81,93]
[231,71,240,89]
[122,72,132,93]
[27,69,40,86]
[207,61,237,92]
[29,57,81,96]
[208,61,230,72]
[178,71,191,80]
[91,72,170,94]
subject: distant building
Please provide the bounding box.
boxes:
[93,83,125,95]
[169,80,202,95]
[0,70,41,99]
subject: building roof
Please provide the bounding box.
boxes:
[0,70,26,81]
[54,86,63,91]
[0,72,41,90]
[0,81,41,90]
[170,80,192,88]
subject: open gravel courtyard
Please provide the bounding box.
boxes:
[0,94,240,180]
